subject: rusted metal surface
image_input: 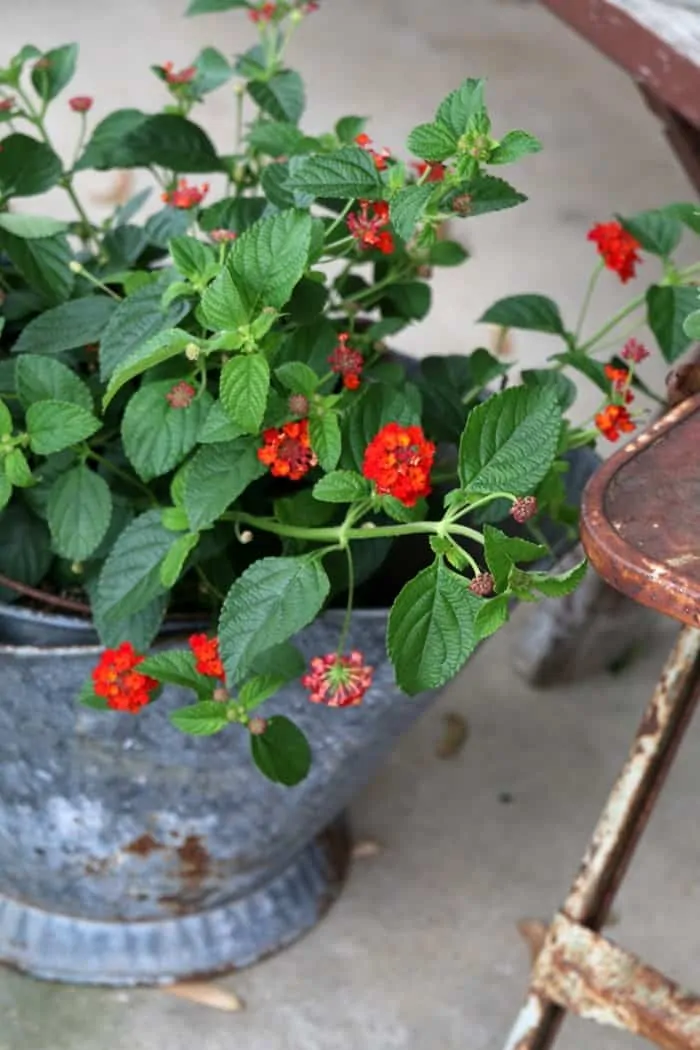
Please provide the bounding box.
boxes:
[642,84,700,194]
[581,394,700,626]
[532,914,700,1050]
[503,624,700,1049]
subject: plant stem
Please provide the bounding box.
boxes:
[85,449,154,500]
[227,511,484,546]
[324,202,353,244]
[575,261,603,341]
[336,546,355,654]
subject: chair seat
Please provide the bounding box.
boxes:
[580,394,700,627]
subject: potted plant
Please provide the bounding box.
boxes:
[0,0,697,986]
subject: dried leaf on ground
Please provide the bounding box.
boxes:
[352,838,383,859]
[162,981,244,1012]
[435,712,469,759]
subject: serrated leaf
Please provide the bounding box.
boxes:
[459,386,561,496]
[436,78,486,137]
[220,354,270,433]
[91,591,167,651]
[30,43,77,101]
[183,438,265,530]
[313,470,369,503]
[219,555,330,683]
[521,368,577,411]
[248,120,305,157]
[200,268,249,330]
[647,284,698,363]
[490,130,542,165]
[0,134,63,197]
[286,146,384,200]
[198,399,246,443]
[664,202,700,236]
[250,715,311,786]
[684,307,700,341]
[121,114,221,173]
[229,208,312,313]
[0,214,68,239]
[0,400,12,435]
[406,122,457,162]
[249,641,306,680]
[4,448,33,488]
[144,206,191,247]
[0,230,73,304]
[335,115,367,144]
[74,108,148,171]
[618,208,682,257]
[94,509,174,628]
[309,410,341,471]
[138,649,211,698]
[275,361,319,395]
[388,560,480,695]
[159,532,200,588]
[16,355,93,411]
[162,506,190,532]
[26,400,100,455]
[552,351,608,394]
[98,280,189,381]
[170,235,218,283]
[193,46,234,94]
[47,465,112,561]
[104,328,192,407]
[479,294,565,334]
[483,524,547,593]
[248,70,305,124]
[238,673,286,709]
[0,476,12,512]
[509,558,587,598]
[170,701,228,736]
[474,593,509,640]
[390,184,435,241]
[444,174,526,217]
[11,296,117,356]
[384,281,431,321]
[122,381,211,481]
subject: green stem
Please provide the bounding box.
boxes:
[85,449,154,500]
[344,268,410,305]
[575,261,603,341]
[70,262,122,301]
[337,546,355,655]
[227,511,484,546]
[324,202,353,244]
[233,84,244,155]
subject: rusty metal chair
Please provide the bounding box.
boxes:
[503,394,700,1050]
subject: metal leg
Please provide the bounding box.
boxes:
[504,625,700,1050]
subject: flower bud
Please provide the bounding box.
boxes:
[213,687,229,703]
[469,573,495,597]
[288,393,309,416]
[184,342,200,361]
[238,529,254,544]
[248,717,268,736]
[510,496,538,524]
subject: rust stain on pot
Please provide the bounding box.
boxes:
[177,835,210,878]
[124,833,164,856]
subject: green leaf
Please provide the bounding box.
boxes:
[313,470,369,503]
[618,208,682,257]
[309,410,341,471]
[647,284,698,363]
[78,678,109,711]
[238,673,287,709]
[98,280,189,381]
[162,506,190,532]
[75,109,148,170]
[30,43,78,100]
[4,448,33,488]
[249,640,306,680]
[198,399,246,443]
[186,0,250,11]
[0,231,73,304]
[0,133,63,197]
[47,465,112,561]
[684,307,700,341]
[390,184,435,241]
[276,361,319,396]
[104,328,192,407]
[479,294,565,334]
[664,202,700,236]
[459,386,561,496]
[121,114,221,173]
[193,46,233,94]
[436,78,486,137]
[407,122,457,162]
[16,355,93,411]
[248,70,305,124]
[388,560,480,695]
[199,196,266,235]
[11,296,116,357]
[170,235,218,283]
[552,351,608,394]
[220,354,270,433]
[0,400,12,435]
[444,174,526,217]
[489,130,542,165]
[429,240,469,266]
[229,208,312,313]
[509,558,587,599]
[335,115,367,144]
[183,438,266,530]
[474,593,509,640]
[94,509,173,627]
[91,590,167,651]
[200,268,249,330]
[343,382,421,471]
[384,282,431,321]
[521,368,577,411]
[159,531,200,588]
[483,524,547,593]
[170,701,228,736]
[114,187,152,226]
[26,400,100,455]
[219,555,330,683]
[122,380,211,481]
[250,715,311,786]
[286,146,384,200]
[0,214,68,239]
[248,120,305,157]
[138,649,211,697]
[0,502,52,600]
[144,206,191,247]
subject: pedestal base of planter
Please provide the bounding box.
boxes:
[0,818,350,986]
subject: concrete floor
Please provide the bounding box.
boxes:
[3,0,700,1047]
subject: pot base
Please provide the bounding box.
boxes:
[0,817,350,986]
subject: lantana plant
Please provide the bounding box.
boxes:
[1,0,698,786]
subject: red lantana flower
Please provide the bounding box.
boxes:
[69,96,93,112]
[166,381,196,408]
[587,221,641,283]
[189,634,225,679]
[328,332,363,390]
[92,642,158,714]
[161,61,197,85]
[355,133,391,171]
[249,2,277,21]
[413,160,446,182]
[347,200,394,254]
[595,403,636,442]
[362,422,435,507]
[257,418,318,480]
[210,228,237,243]
[302,651,373,708]
[161,179,209,209]
[0,98,14,112]
[621,338,650,364]
[510,496,538,524]
[604,363,634,404]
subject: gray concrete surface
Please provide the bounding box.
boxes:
[3,0,700,1046]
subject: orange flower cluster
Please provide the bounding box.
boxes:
[92,642,158,714]
[347,200,394,254]
[603,363,633,403]
[595,403,635,442]
[161,61,196,85]
[362,422,435,507]
[257,418,318,480]
[355,133,391,171]
[587,221,641,283]
[302,650,373,707]
[413,160,446,182]
[189,634,225,679]
[249,2,277,21]
[162,179,209,209]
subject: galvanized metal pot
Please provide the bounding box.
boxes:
[0,603,437,986]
